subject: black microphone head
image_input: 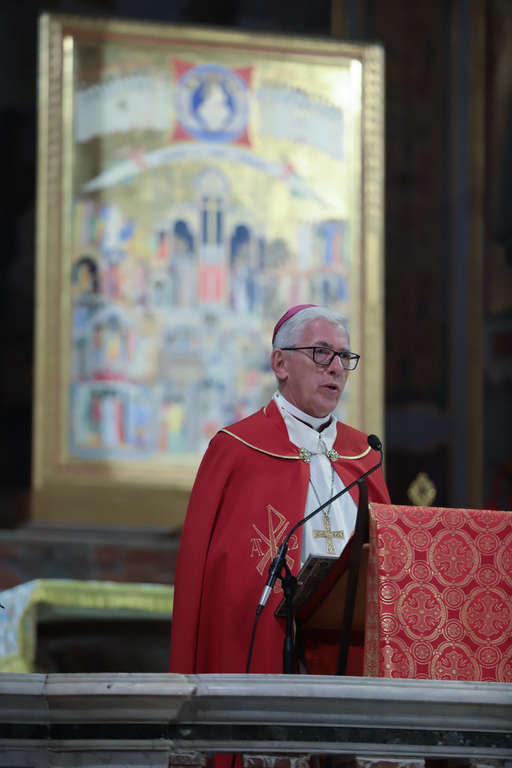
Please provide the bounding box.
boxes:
[367,434,382,451]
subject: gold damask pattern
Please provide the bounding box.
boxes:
[365,504,512,681]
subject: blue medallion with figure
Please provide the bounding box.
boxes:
[175,64,249,143]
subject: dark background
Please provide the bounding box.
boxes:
[1,0,512,541]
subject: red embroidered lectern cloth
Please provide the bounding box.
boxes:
[364,504,512,681]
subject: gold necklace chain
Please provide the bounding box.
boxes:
[308,464,336,521]
[306,439,335,518]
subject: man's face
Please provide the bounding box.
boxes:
[272,318,351,418]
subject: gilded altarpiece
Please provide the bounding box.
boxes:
[34,15,384,526]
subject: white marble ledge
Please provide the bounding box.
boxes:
[0,749,172,768]
[0,673,196,723]
[0,674,48,723]
[186,674,512,733]
[0,673,511,734]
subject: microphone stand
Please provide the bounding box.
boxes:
[254,436,384,675]
[278,479,366,675]
[281,561,297,674]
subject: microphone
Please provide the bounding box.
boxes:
[256,433,384,614]
[256,548,287,615]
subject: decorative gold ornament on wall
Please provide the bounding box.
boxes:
[407,472,437,506]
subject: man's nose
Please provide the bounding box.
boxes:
[328,353,344,372]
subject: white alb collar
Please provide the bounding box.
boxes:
[273,392,337,452]
[274,391,333,430]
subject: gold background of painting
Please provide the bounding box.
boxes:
[33,14,384,527]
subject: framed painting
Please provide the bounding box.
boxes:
[34,14,384,527]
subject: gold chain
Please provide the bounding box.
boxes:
[308,464,336,523]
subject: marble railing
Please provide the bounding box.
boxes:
[0,673,511,768]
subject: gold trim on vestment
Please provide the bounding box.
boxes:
[220,429,300,460]
[219,429,372,461]
[336,446,372,460]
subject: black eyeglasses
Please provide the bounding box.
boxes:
[281,346,360,370]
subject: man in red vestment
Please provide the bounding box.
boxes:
[169,305,390,675]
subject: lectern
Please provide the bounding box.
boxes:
[278,501,512,681]
[275,482,370,676]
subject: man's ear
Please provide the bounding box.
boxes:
[271,348,288,383]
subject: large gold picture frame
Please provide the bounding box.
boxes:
[34,13,384,528]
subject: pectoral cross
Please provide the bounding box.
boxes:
[313,515,345,555]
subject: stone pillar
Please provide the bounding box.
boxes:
[336,759,425,768]
[170,752,213,768]
[242,756,311,768]
[448,762,510,768]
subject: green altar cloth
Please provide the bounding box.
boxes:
[0,579,174,672]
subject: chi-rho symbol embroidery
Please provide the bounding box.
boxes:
[251,505,299,592]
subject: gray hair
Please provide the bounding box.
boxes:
[272,306,350,350]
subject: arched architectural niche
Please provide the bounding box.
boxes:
[194,167,231,305]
